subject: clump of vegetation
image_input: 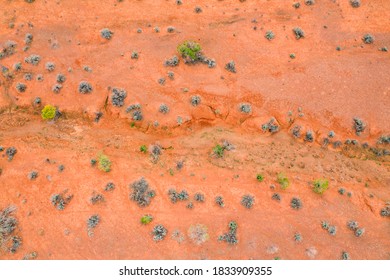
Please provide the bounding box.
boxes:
[13,62,22,71]
[291,197,302,210]
[338,188,345,195]
[56,74,66,83]
[294,232,302,242]
[188,224,209,245]
[152,224,167,241]
[45,62,55,72]
[313,179,329,194]
[293,27,305,39]
[164,55,179,67]
[261,118,279,133]
[78,81,93,94]
[186,202,194,209]
[27,171,38,180]
[24,73,33,81]
[194,192,205,202]
[140,214,153,225]
[305,0,315,5]
[215,196,224,207]
[100,28,113,40]
[52,84,62,93]
[239,103,251,114]
[272,193,281,201]
[0,206,19,251]
[354,228,365,237]
[341,251,350,260]
[194,6,202,13]
[305,131,314,142]
[51,191,73,210]
[97,153,111,172]
[111,88,127,107]
[377,135,390,144]
[16,82,27,93]
[6,147,17,161]
[225,60,236,73]
[90,193,105,205]
[129,177,156,207]
[293,2,300,8]
[350,0,361,8]
[150,144,162,162]
[213,144,225,158]
[353,117,366,135]
[87,215,100,236]
[292,125,301,138]
[10,236,22,253]
[168,189,189,203]
[362,34,374,44]
[241,194,254,209]
[104,182,115,191]
[24,54,41,65]
[265,31,275,40]
[159,103,170,114]
[177,41,201,62]
[191,95,201,106]
[277,173,289,190]
[218,221,238,245]
[0,41,17,59]
[256,174,264,182]
[140,145,148,153]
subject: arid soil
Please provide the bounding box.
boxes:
[0,0,389,260]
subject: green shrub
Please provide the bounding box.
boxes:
[140,214,153,225]
[313,179,329,194]
[97,153,111,172]
[213,144,225,158]
[277,173,289,190]
[140,145,148,153]
[177,41,201,60]
[256,174,264,182]
[41,105,56,120]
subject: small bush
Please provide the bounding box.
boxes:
[256,174,264,182]
[0,206,18,249]
[52,84,62,93]
[97,153,111,172]
[90,193,105,205]
[225,60,236,73]
[194,6,202,13]
[13,62,22,71]
[140,214,153,225]
[305,0,315,5]
[291,197,302,210]
[177,41,201,61]
[313,179,329,194]
[277,173,289,190]
[215,196,224,207]
[45,62,55,72]
[194,192,205,202]
[341,251,350,260]
[24,54,41,65]
[353,117,366,135]
[338,188,345,195]
[159,104,170,114]
[111,88,127,107]
[24,33,33,44]
[150,144,162,162]
[241,194,254,209]
[78,81,93,94]
[213,144,225,158]
[51,191,73,210]
[265,31,275,40]
[294,233,302,242]
[328,225,337,236]
[354,228,365,237]
[41,105,56,120]
[261,118,279,133]
[272,193,281,201]
[362,34,374,44]
[239,103,251,114]
[56,74,66,83]
[16,83,27,93]
[104,182,115,191]
[293,27,305,39]
[164,55,179,67]
[218,221,238,245]
[87,215,100,233]
[191,95,201,106]
[140,145,148,153]
[27,171,38,180]
[305,131,314,142]
[347,220,358,230]
[130,177,155,207]
[6,147,17,161]
[152,224,167,241]
[100,28,113,40]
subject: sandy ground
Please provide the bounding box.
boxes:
[0,0,389,259]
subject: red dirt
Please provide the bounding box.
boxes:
[0,0,389,260]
